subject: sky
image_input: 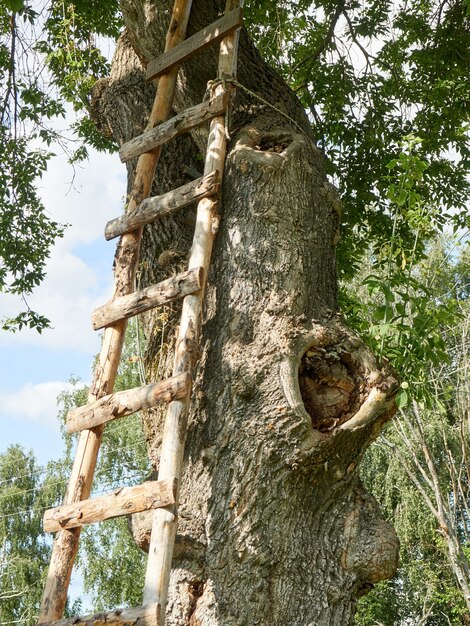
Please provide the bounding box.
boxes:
[0,144,125,467]
[0,137,128,610]
[0,14,127,609]
[0,0,121,469]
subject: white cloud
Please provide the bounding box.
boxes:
[0,146,125,353]
[0,380,87,429]
[39,148,126,249]
[0,248,113,353]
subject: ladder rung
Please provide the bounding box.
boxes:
[119,92,227,163]
[92,267,204,330]
[43,479,177,532]
[66,372,191,433]
[35,604,159,626]
[146,7,243,81]
[105,171,220,241]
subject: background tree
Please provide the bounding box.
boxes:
[0,0,118,331]
[356,240,470,624]
[0,323,150,622]
[0,446,69,623]
[67,321,151,610]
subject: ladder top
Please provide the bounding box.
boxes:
[146,7,243,81]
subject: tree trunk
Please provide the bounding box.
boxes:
[91,2,400,624]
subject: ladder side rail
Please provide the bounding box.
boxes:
[142,2,242,622]
[38,0,195,620]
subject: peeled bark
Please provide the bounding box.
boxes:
[90,1,400,624]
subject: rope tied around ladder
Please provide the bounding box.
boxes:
[204,75,313,142]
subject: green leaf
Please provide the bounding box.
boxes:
[378,323,392,336]
[396,387,409,409]
[5,0,25,13]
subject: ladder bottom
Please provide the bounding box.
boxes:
[37,603,160,626]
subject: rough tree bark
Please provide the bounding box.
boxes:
[90,1,400,624]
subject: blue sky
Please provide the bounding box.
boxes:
[0,138,129,611]
[0,145,125,467]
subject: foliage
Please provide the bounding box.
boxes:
[0,445,47,623]
[2,0,469,336]
[244,0,469,406]
[358,416,469,624]
[0,322,150,621]
[1,0,469,621]
[342,219,468,408]
[0,445,70,624]
[0,0,120,331]
[245,0,470,252]
[357,247,470,623]
[35,0,121,152]
[0,5,64,332]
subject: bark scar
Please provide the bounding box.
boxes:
[299,346,357,432]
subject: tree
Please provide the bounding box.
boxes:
[356,241,470,624]
[2,0,469,623]
[358,382,470,625]
[89,2,401,623]
[0,0,117,331]
[0,446,47,624]
[0,446,70,624]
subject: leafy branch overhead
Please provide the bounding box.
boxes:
[248,0,469,407]
[0,0,469,399]
[0,0,120,331]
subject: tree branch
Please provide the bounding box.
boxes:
[382,436,440,519]
[288,0,345,83]
[0,13,17,128]
[341,9,373,72]
[392,414,435,491]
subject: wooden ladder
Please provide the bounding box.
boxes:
[37,1,242,624]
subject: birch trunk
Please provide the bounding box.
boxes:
[90,1,400,623]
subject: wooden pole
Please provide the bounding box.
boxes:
[142,2,242,622]
[36,604,159,626]
[44,479,177,532]
[92,267,204,330]
[104,171,220,241]
[38,1,194,620]
[145,8,243,81]
[119,93,228,163]
[66,373,191,434]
